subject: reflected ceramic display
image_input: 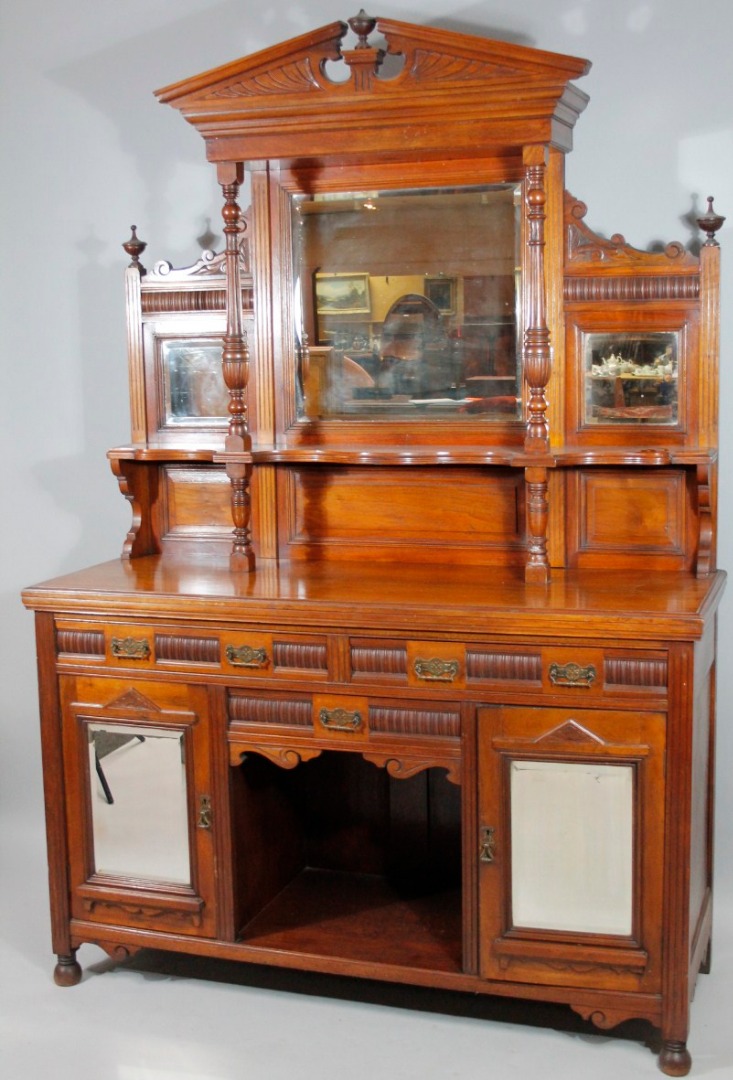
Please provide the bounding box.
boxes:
[583,331,679,425]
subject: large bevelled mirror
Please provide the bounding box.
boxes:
[88,722,191,886]
[292,183,521,421]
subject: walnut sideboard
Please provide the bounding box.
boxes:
[23,13,726,1076]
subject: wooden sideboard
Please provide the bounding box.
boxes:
[23,13,725,1075]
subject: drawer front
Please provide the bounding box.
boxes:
[55,619,330,682]
[227,689,462,781]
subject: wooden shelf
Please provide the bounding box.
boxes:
[239,868,463,974]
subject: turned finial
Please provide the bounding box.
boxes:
[348,9,377,47]
[697,196,726,246]
[122,225,147,272]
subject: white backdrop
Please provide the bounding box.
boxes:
[2,0,732,905]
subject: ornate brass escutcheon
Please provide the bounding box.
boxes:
[319,706,363,733]
[414,657,460,683]
[479,826,496,863]
[110,636,151,660]
[225,643,269,668]
[548,661,596,688]
[197,795,213,829]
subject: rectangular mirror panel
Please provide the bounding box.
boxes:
[88,722,190,885]
[292,185,520,421]
[584,331,679,425]
[161,338,228,426]
[510,759,634,935]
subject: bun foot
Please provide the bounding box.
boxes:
[54,953,82,986]
[659,1041,692,1076]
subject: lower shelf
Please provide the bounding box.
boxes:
[239,868,463,974]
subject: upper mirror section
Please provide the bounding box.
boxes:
[293,184,521,421]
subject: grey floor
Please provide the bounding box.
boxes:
[2,820,732,1080]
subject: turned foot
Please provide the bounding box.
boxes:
[659,1041,692,1076]
[53,953,82,986]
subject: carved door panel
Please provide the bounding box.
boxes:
[60,674,217,938]
[478,705,665,993]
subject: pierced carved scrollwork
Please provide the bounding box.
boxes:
[97,942,140,963]
[233,745,323,770]
[570,1004,654,1030]
[565,193,697,268]
[362,753,462,785]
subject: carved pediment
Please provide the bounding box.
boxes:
[156,14,591,158]
[104,688,161,713]
[158,17,590,105]
[534,719,606,747]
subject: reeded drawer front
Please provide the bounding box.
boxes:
[55,619,329,681]
[55,619,668,703]
[228,689,462,741]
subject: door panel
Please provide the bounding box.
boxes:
[478,705,665,991]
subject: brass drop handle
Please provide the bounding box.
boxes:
[548,661,596,688]
[225,644,269,669]
[198,795,213,830]
[319,707,363,733]
[413,657,460,683]
[110,636,151,660]
[479,826,496,864]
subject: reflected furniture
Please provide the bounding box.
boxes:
[23,14,725,1076]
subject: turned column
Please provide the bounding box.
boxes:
[522,145,552,583]
[219,162,255,571]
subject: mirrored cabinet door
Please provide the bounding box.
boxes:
[478,705,665,992]
[61,676,217,938]
[88,722,190,884]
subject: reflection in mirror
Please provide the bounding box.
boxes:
[292,185,521,420]
[510,759,634,935]
[583,331,679,426]
[88,722,190,885]
[161,338,228,425]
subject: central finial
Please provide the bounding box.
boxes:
[348,9,377,48]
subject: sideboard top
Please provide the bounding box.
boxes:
[22,558,725,641]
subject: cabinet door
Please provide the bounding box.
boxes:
[478,705,664,992]
[61,674,216,937]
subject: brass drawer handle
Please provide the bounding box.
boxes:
[110,636,151,661]
[479,826,496,864]
[225,644,269,669]
[548,661,596,688]
[319,707,363,733]
[414,657,460,683]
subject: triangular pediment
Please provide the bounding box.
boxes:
[158,17,590,105]
[155,15,590,160]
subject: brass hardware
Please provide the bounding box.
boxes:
[548,661,596,688]
[319,706,363,733]
[110,636,151,661]
[479,826,496,863]
[198,795,212,829]
[225,644,269,668]
[414,657,460,683]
